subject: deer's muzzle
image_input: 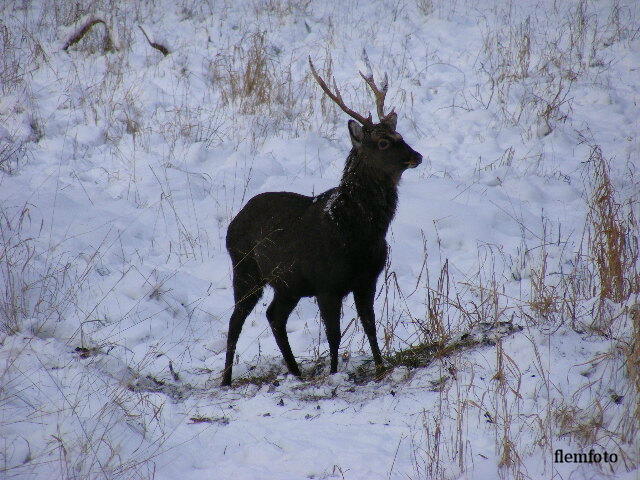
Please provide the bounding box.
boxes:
[405,151,423,168]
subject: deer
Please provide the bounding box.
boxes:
[221,56,422,386]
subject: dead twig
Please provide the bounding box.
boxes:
[138,26,170,56]
[62,18,115,53]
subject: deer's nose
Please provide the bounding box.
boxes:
[406,150,422,168]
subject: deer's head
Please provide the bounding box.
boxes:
[309,57,422,178]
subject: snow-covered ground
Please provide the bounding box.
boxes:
[1,0,639,478]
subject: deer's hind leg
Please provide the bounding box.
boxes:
[222,255,264,386]
[266,292,301,377]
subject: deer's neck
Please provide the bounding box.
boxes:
[331,151,398,240]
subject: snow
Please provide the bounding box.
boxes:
[1,0,639,479]
[322,189,340,217]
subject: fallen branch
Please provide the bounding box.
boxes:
[62,18,115,53]
[138,25,170,56]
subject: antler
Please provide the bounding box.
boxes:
[359,49,396,123]
[309,56,373,126]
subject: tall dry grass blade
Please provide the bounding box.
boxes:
[587,146,639,304]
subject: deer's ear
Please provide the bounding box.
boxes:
[382,111,397,131]
[348,120,364,148]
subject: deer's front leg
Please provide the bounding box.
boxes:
[353,283,383,368]
[317,293,343,373]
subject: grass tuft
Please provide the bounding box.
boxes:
[588,146,640,303]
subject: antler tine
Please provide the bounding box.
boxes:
[358,48,395,122]
[309,56,372,126]
[359,70,393,122]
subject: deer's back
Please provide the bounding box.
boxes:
[226,191,314,254]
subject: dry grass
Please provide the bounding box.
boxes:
[415,0,434,17]
[477,0,638,137]
[624,304,640,440]
[523,145,639,333]
[0,204,87,335]
[490,339,525,479]
[403,138,639,477]
[210,32,273,113]
[1,1,639,478]
[554,403,604,446]
[411,357,472,480]
[514,145,640,474]
[0,204,166,479]
[587,146,639,303]
[207,31,314,137]
[0,136,32,175]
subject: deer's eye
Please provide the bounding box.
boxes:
[378,139,390,150]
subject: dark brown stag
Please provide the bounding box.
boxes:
[222,57,422,386]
